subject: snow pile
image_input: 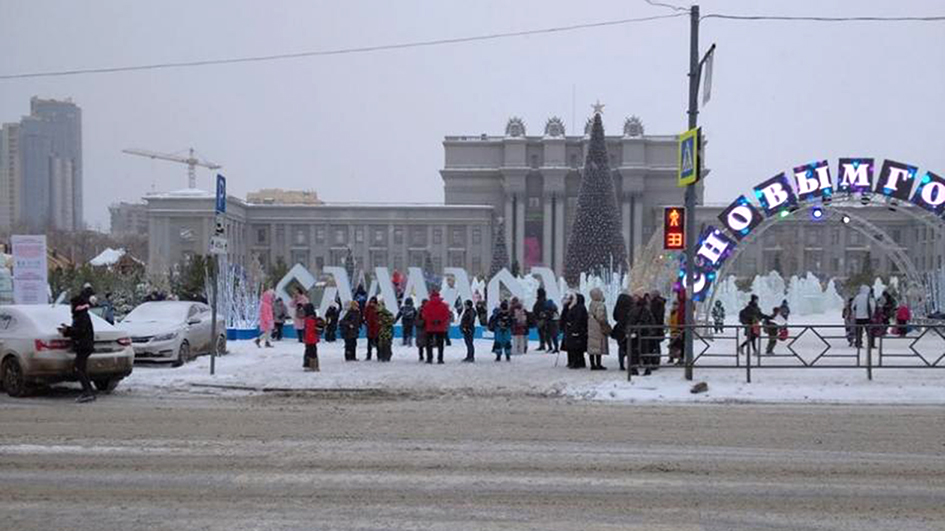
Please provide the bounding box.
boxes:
[119,312,945,405]
[89,248,125,267]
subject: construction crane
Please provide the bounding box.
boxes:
[122,147,221,190]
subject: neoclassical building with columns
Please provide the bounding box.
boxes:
[440,115,703,272]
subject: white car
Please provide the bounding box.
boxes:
[0,305,134,397]
[117,301,226,366]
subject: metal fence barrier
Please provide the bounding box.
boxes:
[624,323,945,382]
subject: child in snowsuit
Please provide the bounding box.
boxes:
[302,303,324,371]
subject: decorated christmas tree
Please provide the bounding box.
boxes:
[563,112,627,285]
[489,218,510,278]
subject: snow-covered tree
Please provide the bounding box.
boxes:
[563,113,627,285]
[489,218,510,278]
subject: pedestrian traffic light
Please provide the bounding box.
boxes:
[663,207,685,250]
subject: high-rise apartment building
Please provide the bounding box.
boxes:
[6,97,83,232]
[0,123,20,231]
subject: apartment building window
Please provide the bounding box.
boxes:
[393,226,404,245]
[831,257,840,272]
[530,154,539,168]
[393,255,403,271]
[830,230,840,245]
[432,228,442,245]
[355,228,364,244]
[315,256,325,270]
[315,227,326,243]
[471,256,482,274]
[408,250,425,267]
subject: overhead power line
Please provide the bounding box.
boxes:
[702,13,945,22]
[0,12,686,80]
[643,0,688,14]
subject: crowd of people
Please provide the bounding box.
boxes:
[254,286,681,375]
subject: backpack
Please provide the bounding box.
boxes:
[738,307,752,325]
[402,306,417,322]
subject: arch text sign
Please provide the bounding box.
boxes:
[683,158,945,301]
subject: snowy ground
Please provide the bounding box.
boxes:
[117,311,945,405]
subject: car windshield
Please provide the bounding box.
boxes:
[122,303,189,323]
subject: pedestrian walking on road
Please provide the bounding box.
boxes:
[60,284,97,403]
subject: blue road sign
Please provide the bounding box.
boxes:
[215,174,226,213]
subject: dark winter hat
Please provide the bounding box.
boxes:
[465,300,473,307]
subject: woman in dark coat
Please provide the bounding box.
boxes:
[612,293,632,371]
[60,286,97,402]
[559,294,573,353]
[627,295,657,375]
[565,294,588,369]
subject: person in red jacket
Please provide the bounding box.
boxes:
[421,290,451,364]
[363,297,380,361]
[302,303,324,372]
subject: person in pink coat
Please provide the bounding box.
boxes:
[256,289,275,348]
[291,288,310,343]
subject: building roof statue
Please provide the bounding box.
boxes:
[505,117,526,138]
[624,116,644,137]
[543,117,565,138]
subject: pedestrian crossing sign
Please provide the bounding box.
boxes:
[678,127,700,187]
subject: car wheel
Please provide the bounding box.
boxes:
[216,335,227,356]
[173,341,190,367]
[93,377,121,394]
[2,357,27,398]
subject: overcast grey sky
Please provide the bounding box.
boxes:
[1,0,943,230]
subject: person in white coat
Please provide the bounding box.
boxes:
[851,285,875,349]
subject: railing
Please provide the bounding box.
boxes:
[624,323,945,382]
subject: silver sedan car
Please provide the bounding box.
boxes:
[116,301,226,366]
[0,305,134,397]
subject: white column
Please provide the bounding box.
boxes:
[515,196,525,268]
[632,195,644,264]
[621,198,631,256]
[542,196,553,266]
[504,197,513,261]
[555,196,565,273]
